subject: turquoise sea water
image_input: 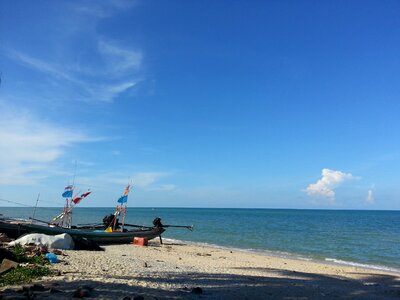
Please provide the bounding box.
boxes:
[1,207,399,272]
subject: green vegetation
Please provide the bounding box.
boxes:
[0,245,52,286]
[0,266,51,286]
[11,244,47,265]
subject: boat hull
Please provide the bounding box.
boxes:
[0,220,165,244]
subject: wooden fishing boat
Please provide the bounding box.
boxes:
[0,184,166,244]
[0,217,165,244]
[0,184,191,244]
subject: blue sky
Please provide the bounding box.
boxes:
[0,0,399,209]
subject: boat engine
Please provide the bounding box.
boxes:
[103,214,120,229]
[153,217,164,228]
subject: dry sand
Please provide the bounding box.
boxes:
[3,240,400,299]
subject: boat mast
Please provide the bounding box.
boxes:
[31,193,40,223]
[69,161,77,227]
[114,184,131,232]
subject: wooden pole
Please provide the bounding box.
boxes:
[31,193,40,223]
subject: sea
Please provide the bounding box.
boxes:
[1,207,399,273]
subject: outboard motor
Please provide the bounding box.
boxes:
[103,214,120,229]
[153,217,164,228]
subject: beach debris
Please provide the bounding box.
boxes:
[72,236,104,251]
[191,287,203,294]
[133,237,148,246]
[45,252,60,263]
[51,249,64,255]
[30,283,47,291]
[0,258,18,274]
[143,262,149,268]
[73,287,92,298]
[9,233,75,250]
[196,252,211,256]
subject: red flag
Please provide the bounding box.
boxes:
[81,191,91,198]
[72,197,82,204]
[72,191,91,204]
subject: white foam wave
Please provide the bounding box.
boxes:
[325,258,400,273]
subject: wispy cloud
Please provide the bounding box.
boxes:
[5,39,142,104]
[2,0,142,104]
[71,0,136,19]
[0,105,96,185]
[98,39,142,75]
[132,172,171,189]
[366,189,374,204]
[6,50,80,84]
[305,168,354,203]
[76,171,174,191]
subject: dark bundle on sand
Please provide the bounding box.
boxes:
[72,237,104,251]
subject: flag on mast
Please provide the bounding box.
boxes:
[72,191,91,204]
[117,185,131,203]
[62,185,74,198]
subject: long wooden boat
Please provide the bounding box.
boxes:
[0,185,179,244]
[0,218,165,244]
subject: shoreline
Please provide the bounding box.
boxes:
[2,239,398,299]
[163,237,400,275]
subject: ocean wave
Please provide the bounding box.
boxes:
[324,258,400,273]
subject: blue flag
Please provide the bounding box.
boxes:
[117,195,128,203]
[62,190,73,198]
[62,185,73,198]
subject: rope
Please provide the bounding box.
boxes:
[0,198,33,207]
[0,197,64,207]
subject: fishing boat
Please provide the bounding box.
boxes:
[0,217,165,244]
[0,184,167,244]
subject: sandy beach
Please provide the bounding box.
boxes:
[3,239,398,299]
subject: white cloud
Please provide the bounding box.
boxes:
[76,171,173,191]
[6,50,79,84]
[132,172,169,188]
[305,168,354,203]
[0,106,95,185]
[5,42,142,104]
[366,189,374,204]
[98,39,142,74]
[3,0,142,105]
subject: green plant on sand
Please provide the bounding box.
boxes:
[0,265,51,286]
[11,244,47,265]
[0,244,52,286]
